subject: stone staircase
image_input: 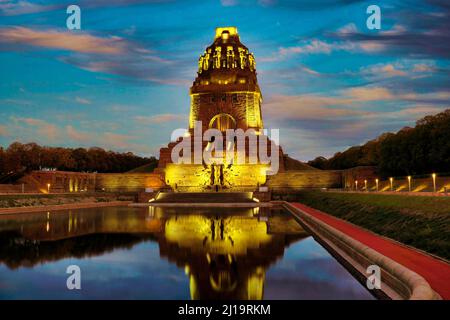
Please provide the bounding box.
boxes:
[153,192,255,203]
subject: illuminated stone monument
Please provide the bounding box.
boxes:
[158,27,285,191]
[189,26,262,134]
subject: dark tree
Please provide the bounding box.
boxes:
[307,109,450,177]
[0,142,157,174]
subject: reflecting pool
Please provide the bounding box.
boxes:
[0,206,374,299]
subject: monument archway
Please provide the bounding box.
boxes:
[209,113,236,131]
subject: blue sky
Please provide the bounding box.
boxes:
[0,0,449,161]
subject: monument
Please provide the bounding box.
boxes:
[157,27,285,192]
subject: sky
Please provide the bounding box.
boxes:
[0,0,449,161]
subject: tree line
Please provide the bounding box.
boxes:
[0,142,157,174]
[308,109,450,177]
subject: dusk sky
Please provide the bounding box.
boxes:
[0,0,449,161]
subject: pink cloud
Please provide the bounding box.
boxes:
[0,125,9,137]
[412,63,435,72]
[394,105,445,117]
[0,0,58,16]
[66,125,90,142]
[264,94,366,120]
[16,117,59,141]
[360,61,436,80]
[359,41,386,52]
[376,64,407,77]
[134,114,186,124]
[345,87,395,101]
[0,27,128,54]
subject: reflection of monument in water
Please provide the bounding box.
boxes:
[0,207,307,299]
[158,209,306,299]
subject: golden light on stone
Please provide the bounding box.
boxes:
[164,215,272,255]
[156,26,283,191]
[215,26,238,39]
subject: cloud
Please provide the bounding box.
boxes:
[0,125,9,137]
[335,23,358,36]
[261,38,383,62]
[279,40,332,55]
[261,83,450,160]
[0,98,32,106]
[134,114,186,124]
[0,27,129,55]
[393,105,444,118]
[15,117,60,141]
[331,5,450,58]
[0,26,189,85]
[263,87,450,123]
[75,97,92,105]
[221,0,238,6]
[412,63,435,72]
[344,87,395,101]
[66,125,90,142]
[345,87,450,104]
[260,40,332,62]
[359,61,437,81]
[367,64,407,77]
[0,0,59,16]
[0,1,173,16]
[5,117,154,155]
[263,94,370,123]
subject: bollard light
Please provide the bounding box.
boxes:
[432,173,436,192]
[364,179,367,191]
[47,183,51,193]
[390,177,394,191]
[407,176,411,192]
[355,180,358,191]
[375,178,379,192]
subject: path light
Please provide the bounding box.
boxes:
[375,178,379,192]
[390,177,394,191]
[432,173,437,192]
[47,183,51,193]
[407,176,412,192]
[355,180,358,191]
[364,179,367,191]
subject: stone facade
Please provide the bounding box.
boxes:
[23,170,96,193]
[267,170,343,191]
[157,27,284,191]
[95,173,165,192]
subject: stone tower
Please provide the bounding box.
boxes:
[189,27,263,134]
[157,27,284,191]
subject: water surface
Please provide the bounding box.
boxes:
[0,206,374,299]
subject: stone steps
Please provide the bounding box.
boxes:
[154,192,255,203]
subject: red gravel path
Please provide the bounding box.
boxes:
[291,202,450,299]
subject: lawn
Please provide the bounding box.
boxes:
[279,191,450,260]
[0,192,133,208]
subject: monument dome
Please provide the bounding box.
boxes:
[189,27,263,133]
